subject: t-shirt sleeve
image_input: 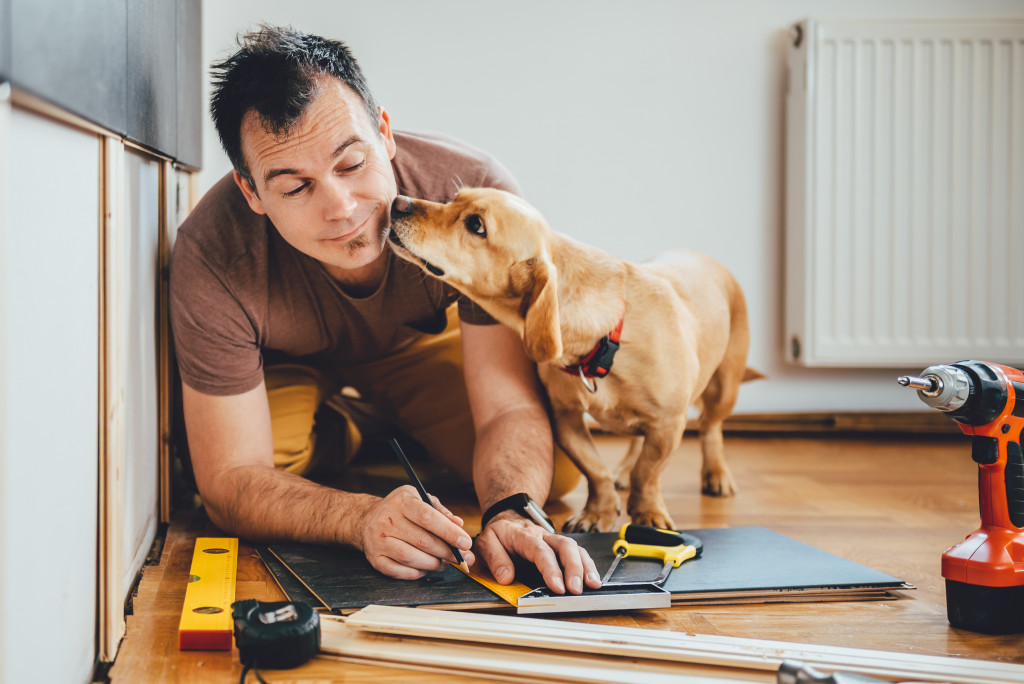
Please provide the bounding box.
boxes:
[478,155,524,198]
[169,232,264,396]
[456,296,497,325]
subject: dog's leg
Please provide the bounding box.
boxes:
[613,436,643,491]
[554,409,622,533]
[697,364,743,497]
[626,425,685,529]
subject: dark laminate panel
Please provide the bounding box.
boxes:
[175,0,202,168]
[266,527,907,614]
[10,0,126,133]
[127,0,176,155]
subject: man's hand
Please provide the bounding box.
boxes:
[359,485,475,579]
[474,513,601,594]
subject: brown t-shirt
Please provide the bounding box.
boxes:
[170,130,520,396]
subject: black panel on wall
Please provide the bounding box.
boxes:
[127,0,177,156]
[10,0,127,133]
[0,0,10,79]
[176,0,202,169]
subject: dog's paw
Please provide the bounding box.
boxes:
[613,476,629,491]
[701,468,738,497]
[562,506,621,533]
[628,509,676,531]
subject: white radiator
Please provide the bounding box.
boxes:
[785,18,1024,368]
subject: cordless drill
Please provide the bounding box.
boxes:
[897,360,1024,634]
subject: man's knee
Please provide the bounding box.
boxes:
[265,364,362,475]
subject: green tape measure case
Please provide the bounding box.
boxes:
[231,600,320,670]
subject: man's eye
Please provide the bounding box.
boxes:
[339,159,367,173]
[284,182,309,197]
[464,214,486,237]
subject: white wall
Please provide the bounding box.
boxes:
[201,0,1024,414]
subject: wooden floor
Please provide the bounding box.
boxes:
[109,432,1024,682]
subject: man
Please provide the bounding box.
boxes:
[170,25,601,595]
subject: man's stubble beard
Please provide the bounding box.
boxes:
[345,221,391,256]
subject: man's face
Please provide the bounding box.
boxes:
[234,79,398,281]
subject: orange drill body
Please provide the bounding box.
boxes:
[900,360,1024,633]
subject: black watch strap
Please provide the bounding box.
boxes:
[480,493,556,534]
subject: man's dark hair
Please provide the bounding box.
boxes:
[210,25,379,190]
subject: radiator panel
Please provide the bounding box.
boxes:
[785,20,1024,367]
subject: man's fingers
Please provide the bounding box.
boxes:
[549,534,600,593]
[522,535,566,594]
[473,527,516,584]
[401,494,473,554]
[370,553,428,580]
[428,494,465,527]
[361,486,474,577]
[479,519,602,595]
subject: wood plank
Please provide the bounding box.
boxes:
[320,617,762,684]
[342,606,1024,683]
[158,160,171,524]
[99,134,127,662]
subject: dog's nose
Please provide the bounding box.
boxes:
[392,195,415,218]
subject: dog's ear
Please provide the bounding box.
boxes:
[520,257,562,363]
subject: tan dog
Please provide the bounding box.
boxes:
[389,188,761,532]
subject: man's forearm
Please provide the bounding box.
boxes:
[473,403,554,511]
[201,464,378,546]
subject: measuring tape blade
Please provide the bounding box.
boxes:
[454,563,533,607]
[179,537,238,650]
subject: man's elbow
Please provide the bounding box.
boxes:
[194,466,256,538]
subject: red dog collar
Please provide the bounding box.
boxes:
[560,316,624,382]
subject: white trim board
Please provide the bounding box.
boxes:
[338,605,1024,684]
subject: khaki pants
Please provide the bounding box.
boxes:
[264,306,581,502]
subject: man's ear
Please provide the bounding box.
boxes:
[521,257,562,363]
[378,106,397,160]
[233,170,267,216]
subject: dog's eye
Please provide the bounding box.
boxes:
[464,214,486,237]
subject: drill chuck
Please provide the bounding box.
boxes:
[897,364,970,412]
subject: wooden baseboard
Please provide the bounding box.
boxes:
[589,411,958,436]
[704,411,960,435]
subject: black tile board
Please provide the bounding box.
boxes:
[265,526,909,614]
[255,547,326,610]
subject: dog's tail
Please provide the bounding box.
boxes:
[742,367,766,382]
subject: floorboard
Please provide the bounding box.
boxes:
[108,433,1024,682]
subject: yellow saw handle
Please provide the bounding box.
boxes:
[612,538,697,567]
[612,523,700,567]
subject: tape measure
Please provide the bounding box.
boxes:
[179,537,238,650]
[455,564,533,607]
[232,600,320,670]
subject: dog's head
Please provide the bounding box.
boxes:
[389,187,562,362]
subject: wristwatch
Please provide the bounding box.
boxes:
[480,493,556,534]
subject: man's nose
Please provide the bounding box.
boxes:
[391,195,416,218]
[323,178,359,221]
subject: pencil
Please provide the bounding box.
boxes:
[389,438,470,573]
